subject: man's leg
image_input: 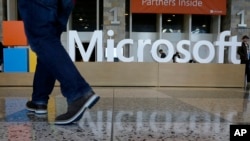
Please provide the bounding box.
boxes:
[32,59,56,104]
[26,58,56,114]
[18,0,99,124]
[18,0,89,102]
[52,0,100,124]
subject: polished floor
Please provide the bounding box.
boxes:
[0,86,250,141]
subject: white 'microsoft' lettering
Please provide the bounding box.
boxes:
[68,30,241,64]
[69,30,103,62]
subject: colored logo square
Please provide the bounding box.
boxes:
[3,48,28,73]
[2,21,28,46]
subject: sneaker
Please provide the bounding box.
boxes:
[54,92,100,125]
[26,101,47,114]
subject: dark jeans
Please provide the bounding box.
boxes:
[18,0,92,104]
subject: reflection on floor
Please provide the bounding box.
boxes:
[0,87,250,141]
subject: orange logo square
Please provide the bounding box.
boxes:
[2,21,28,46]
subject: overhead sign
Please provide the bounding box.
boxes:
[131,0,227,15]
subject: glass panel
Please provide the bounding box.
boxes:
[132,14,157,32]
[192,15,211,34]
[72,1,97,31]
[3,0,7,20]
[125,0,130,32]
[162,14,184,33]
[99,0,103,30]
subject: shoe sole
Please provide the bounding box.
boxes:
[26,107,47,114]
[53,94,100,125]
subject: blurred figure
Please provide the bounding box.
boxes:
[159,49,166,58]
[172,52,181,63]
[0,42,6,72]
[238,35,250,82]
[0,42,4,66]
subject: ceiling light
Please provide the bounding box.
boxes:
[79,17,83,21]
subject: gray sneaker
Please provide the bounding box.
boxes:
[54,92,100,125]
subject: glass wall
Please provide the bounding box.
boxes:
[191,15,212,34]
[2,0,7,20]
[162,14,184,33]
[125,0,130,32]
[72,0,103,31]
[132,14,157,32]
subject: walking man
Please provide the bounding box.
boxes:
[18,0,100,125]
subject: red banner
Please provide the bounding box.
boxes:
[131,0,227,15]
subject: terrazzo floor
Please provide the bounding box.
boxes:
[0,87,250,141]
